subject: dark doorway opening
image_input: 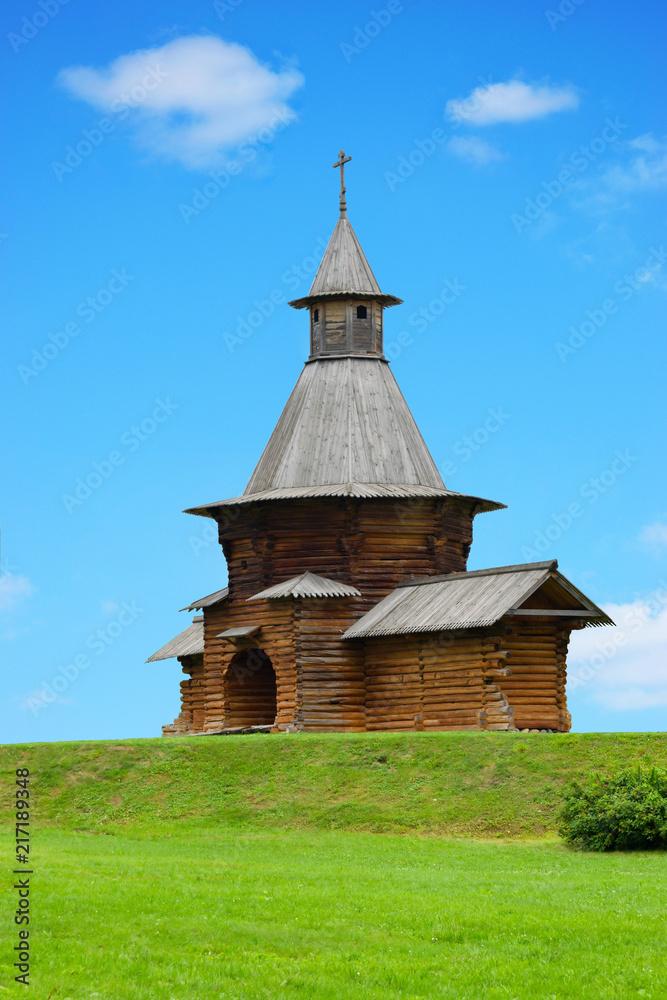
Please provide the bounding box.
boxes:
[225,649,277,728]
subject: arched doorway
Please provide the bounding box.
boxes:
[224,649,277,728]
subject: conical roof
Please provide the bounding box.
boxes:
[184,354,505,516]
[289,213,402,309]
[244,356,445,493]
[310,215,381,296]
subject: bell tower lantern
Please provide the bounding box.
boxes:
[288,150,402,359]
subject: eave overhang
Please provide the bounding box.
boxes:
[184,484,506,519]
[288,291,403,309]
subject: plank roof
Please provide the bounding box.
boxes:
[343,561,613,638]
[179,587,229,612]
[245,356,447,494]
[248,572,361,601]
[217,625,261,638]
[288,213,401,309]
[146,617,204,661]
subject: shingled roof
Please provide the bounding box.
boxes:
[248,572,361,601]
[147,617,204,661]
[343,561,614,638]
[243,356,446,494]
[288,214,402,309]
[179,587,229,612]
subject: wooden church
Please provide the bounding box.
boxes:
[148,152,612,736]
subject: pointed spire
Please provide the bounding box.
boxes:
[308,215,383,298]
[288,150,402,311]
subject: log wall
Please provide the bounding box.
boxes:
[294,598,366,732]
[182,495,480,735]
[202,599,296,733]
[163,501,573,736]
[363,629,515,732]
[175,594,366,734]
[163,618,573,736]
[218,496,477,606]
[497,620,572,731]
[162,653,204,736]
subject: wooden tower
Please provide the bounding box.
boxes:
[149,152,612,735]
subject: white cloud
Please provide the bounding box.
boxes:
[446,79,579,126]
[602,134,667,192]
[639,521,667,550]
[568,588,667,710]
[0,574,34,612]
[562,221,635,268]
[571,135,667,216]
[447,135,505,166]
[58,35,304,169]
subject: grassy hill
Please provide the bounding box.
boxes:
[3,730,666,838]
[3,731,667,998]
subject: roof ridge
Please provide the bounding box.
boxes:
[247,571,361,601]
[397,560,558,588]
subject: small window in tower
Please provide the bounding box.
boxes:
[313,308,319,322]
[356,305,367,319]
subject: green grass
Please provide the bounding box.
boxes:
[2,731,667,837]
[2,733,666,997]
[3,827,666,998]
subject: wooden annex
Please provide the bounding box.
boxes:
[148,153,612,736]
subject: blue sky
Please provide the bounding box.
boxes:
[1,0,666,743]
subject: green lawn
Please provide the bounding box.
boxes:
[3,826,666,998]
[2,732,666,997]
[3,731,667,837]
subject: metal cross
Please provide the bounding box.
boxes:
[333,149,351,213]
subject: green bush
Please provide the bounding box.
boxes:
[560,767,667,851]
